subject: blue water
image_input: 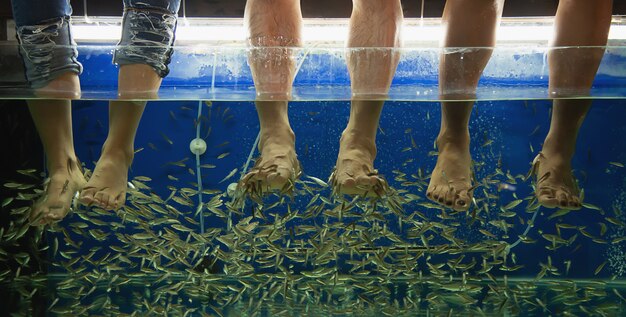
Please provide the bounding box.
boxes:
[4,44,624,100]
[2,45,626,315]
[8,98,612,316]
[71,98,626,277]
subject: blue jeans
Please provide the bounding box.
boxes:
[11,0,180,88]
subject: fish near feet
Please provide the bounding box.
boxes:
[426,133,473,211]
[239,128,301,198]
[31,157,86,225]
[330,129,387,198]
[79,145,133,210]
[530,152,581,210]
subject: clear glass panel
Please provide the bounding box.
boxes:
[1,44,626,101]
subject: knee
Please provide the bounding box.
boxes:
[245,1,303,45]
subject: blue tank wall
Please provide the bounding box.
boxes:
[68,98,626,279]
[76,45,626,100]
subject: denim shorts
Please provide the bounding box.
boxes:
[114,0,181,78]
[11,0,181,88]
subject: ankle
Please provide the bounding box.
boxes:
[47,156,81,175]
[340,129,377,157]
[541,136,575,161]
[259,127,295,150]
[341,127,374,139]
[436,130,470,151]
[100,143,134,166]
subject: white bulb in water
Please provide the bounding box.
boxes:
[189,138,207,155]
[227,183,238,197]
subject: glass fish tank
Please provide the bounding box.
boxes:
[1,17,626,316]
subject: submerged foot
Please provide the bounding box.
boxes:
[31,158,87,225]
[330,129,386,197]
[240,128,300,196]
[79,147,133,210]
[531,152,581,210]
[426,134,473,211]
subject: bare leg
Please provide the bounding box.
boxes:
[240,0,301,193]
[34,71,82,100]
[79,64,160,210]
[332,0,402,196]
[426,0,503,211]
[29,73,86,225]
[535,0,612,209]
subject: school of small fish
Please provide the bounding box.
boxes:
[0,103,625,316]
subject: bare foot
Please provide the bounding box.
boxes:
[31,158,86,225]
[426,134,473,211]
[531,151,581,210]
[240,128,300,196]
[79,147,133,210]
[330,129,386,197]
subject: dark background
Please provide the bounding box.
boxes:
[1,1,625,42]
[1,0,626,19]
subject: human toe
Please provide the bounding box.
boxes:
[429,186,441,202]
[558,190,580,210]
[356,175,376,187]
[112,193,125,210]
[46,204,67,219]
[569,195,581,209]
[555,190,567,207]
[270,173,290,190]
[30,206,48,226]
[94,191,110,209]
[113,196,125,210]
[105,193,120,210]
[538,187,555,198]
[102,192,118,210]
[79,187,97,205]
[454,190,471,211]
[444,187,456,207]
[433,187,446,204]
[339,176,357,189]
[537,190,559,208]
[426,185,436,200]
[45,207,64,222]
